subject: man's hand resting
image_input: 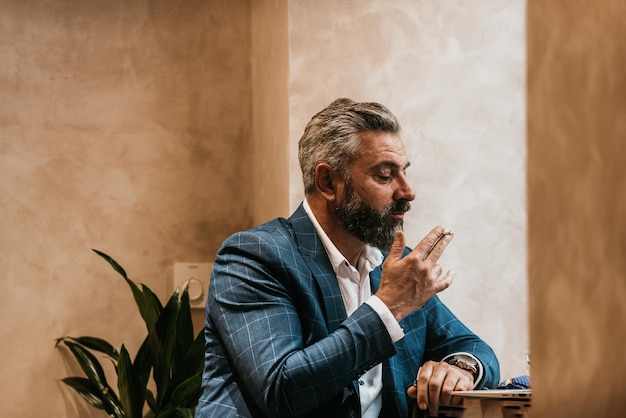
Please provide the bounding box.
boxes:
[406,360,475,417]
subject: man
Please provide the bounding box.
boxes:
[196,98,499,418]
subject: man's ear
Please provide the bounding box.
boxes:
[314,163,341,202]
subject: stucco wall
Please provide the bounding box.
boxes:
[0,1,252,416]
[251,0,290,225]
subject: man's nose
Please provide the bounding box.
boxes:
[395,176,416,202]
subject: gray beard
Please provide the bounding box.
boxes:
[335,184,409,252]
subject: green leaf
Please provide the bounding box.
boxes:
[186,332,206,376]
[171,291,194,390]
[137,283,165,333]
[167,373,202,407]
[92,249,163,333]
[66,336,119,360]
[146,389,158,413]
[92,249,129,279]
[176,287,194,349]
[62,339,110,390]
[171,330,204,395]
[61,377,108,411]
[61,376,124,417]
[117,344,145,418]
[152,292,182,407]
[133,335,154,389]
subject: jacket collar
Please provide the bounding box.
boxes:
[289,203,347,332]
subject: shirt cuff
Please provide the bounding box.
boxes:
[365,295,405,342]
[441,352,485,388]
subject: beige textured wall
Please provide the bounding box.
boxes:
[288,1,528,380]
[0,1,252,416]
[528,0,626,416]
[250,0,290,225]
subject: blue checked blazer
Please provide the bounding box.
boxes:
[196,204,499,418]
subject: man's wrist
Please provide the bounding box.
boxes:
[441,353,484,387]
[448,356,478,375]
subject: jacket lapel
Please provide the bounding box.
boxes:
[289,204,347,332]
[370,264,382,293]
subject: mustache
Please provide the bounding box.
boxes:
[379,200,411,223]
[391,200,411,213]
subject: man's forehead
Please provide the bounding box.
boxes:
[356,132,410,166]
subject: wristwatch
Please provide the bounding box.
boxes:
[447,355,478,376]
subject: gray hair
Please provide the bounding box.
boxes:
[298,98,401,195]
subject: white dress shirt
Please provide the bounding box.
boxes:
[303,200,404,418]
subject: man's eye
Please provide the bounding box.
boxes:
[377,175,392,182]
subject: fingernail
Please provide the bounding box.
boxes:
[419,402,427,410]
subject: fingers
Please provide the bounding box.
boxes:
[431,263,443,278]
[416,226,454,263]
[430,264,455,293]
[428,366,446,416]
[416,362,434,414]
[388,229,406,261]
[434,269,455,293]
[412,361,470,417]
[378,228,455,322]
[406,381,417,400]
[438,372,462,406]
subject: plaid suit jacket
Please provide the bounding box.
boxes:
[196,204,499,418]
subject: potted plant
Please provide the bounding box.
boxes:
[56,250,205,418]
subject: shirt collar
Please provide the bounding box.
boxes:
[302,199,383,275]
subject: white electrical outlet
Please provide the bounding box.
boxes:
[173,262,212,309]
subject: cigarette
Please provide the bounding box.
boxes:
[422,231,453,260]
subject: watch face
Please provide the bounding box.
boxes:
[463,357,478,366]
[459,360,477,371]
[450,357,478,374]
[454,355,477,366]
